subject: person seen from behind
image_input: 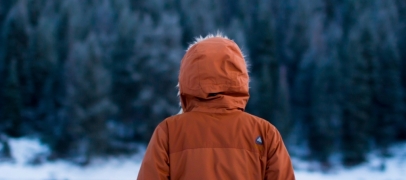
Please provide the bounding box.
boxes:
[137,33,295,180]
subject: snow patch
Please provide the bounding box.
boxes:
[7,138,50,164]
[294,142,406,180]
[0,138,144,180]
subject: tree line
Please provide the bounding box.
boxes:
[0,0,405,166]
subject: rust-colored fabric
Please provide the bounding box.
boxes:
[137,36,295,180]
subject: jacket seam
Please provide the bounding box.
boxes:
[169,147,264,157]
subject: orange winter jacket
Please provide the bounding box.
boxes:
[137,35,295,180]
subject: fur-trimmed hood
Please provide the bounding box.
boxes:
[178,33,249,114]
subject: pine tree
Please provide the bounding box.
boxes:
[304,2,343,165]
[110,3,183,142]
[0,2,31,138]
[340,14,375,166]
[306,20,343,164]
[369,0,404,155]
[62,34,116,163]
[282,0,313,153]
[246,0,281,132]
[395,0,406,141]
[28,1,71,156]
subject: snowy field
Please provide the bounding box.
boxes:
[0,138,405,180]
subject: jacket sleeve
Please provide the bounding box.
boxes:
[265,126,295,180]
[137,124,170,180]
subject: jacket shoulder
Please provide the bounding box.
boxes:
[156,113,185,131]
[240,112,277,129]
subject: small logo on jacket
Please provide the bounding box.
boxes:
[255,136,263,145]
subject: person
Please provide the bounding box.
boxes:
[137,33,295,180]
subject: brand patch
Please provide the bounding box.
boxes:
[255,136,263,145]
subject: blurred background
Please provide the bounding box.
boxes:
[0,0,406,172]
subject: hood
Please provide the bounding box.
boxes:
[178,34,249,113]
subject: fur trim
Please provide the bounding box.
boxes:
[177,83,183,114]
[186,31,230,51]
[186,32,249,69]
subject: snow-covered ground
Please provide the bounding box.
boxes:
[0,139,144,180]
[0,138,405,180]
[294,142,406,180]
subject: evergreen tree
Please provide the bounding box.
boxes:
[307,19,342,164]
[0,2,31,137]
[395,0,406,141]
[340,16,375,166]
[110,4,183,142]
[246,0,287,138]
[62,34,116,163]
[369,0,404,155]
[283,0,312,152]
[29,1,71,157]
